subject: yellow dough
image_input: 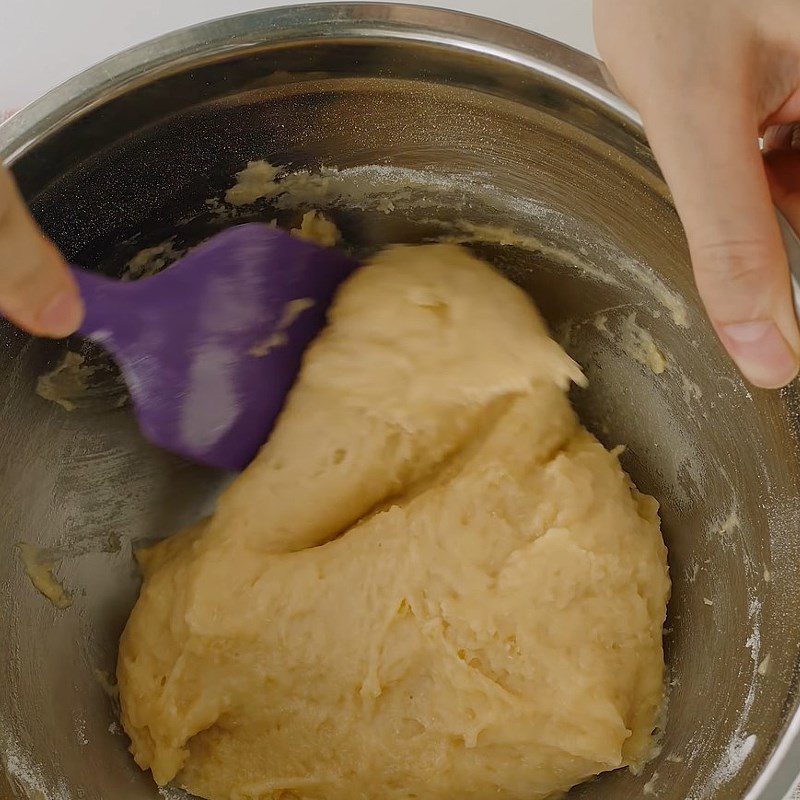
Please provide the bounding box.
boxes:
[118,244,670,800]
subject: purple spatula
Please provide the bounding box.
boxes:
[70,223,358,471]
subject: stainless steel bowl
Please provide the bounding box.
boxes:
[1,5,799,800]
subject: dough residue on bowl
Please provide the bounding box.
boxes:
[224,160,282,206]
[118,244,670,800]
[35,352,97,412]
[248,298,316,358]
[220,160,690,329]
[614,312,668,375]
[289,209,341,247]
[17,543,72,610]
[122,239,185,281]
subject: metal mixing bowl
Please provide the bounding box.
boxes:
[1,4,799,800]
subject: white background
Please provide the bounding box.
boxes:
[1,3,798,798]
[1,0,595,112]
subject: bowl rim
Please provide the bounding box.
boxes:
[0,2,632,163]
[0,4,798,800]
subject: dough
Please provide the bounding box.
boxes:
[118,244,670,800]
[18,543,72,609]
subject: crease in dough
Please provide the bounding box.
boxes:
[118,244,670,800]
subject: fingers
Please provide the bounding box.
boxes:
[764,145,800,326]
[0,165,83,337]
[640,90,800,388]
[764,139,800,219]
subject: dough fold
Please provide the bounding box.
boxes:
[118,244,670,800]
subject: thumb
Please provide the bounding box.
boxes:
[641,93,800,389]
[0,165,83,337]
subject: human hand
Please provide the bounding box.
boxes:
[0,164,82,337]
[594,0,800,388]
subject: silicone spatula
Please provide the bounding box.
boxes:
[70,223,358,471]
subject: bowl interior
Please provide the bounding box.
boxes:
[2,16,800,800]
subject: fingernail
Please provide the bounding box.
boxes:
[37,291,83,338]
[720,320,800,389]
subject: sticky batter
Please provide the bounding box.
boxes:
[118,244,670,800]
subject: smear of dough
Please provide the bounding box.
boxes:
[122,239,184,281]
[225,161,282,206]
[619,313,667,375]
[94,668,123,721]
[221,161,690,329]
[650,281,689,328]
[94,668,120,701]
[249,298,316,358]
[432,221,627,290]
[643,771,660,796]
[248,332,288,358]
[719,511,741,537]
[17,543,72,610]
[118,245,670,800]
[290,210,341,247]
[585,312,667,376]
[681,375,703,404]
[36,349,128,412]
[35,351,96,412]
[757,654,771,677]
